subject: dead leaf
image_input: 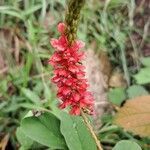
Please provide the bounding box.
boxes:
[0,28,15,72]
[109,70,127,88]
[114,95,150,137]
[0,134,9,150]
[14,36,20,63]
[99,51,112,83]
[0,28,27,75]
[0,52,6,72]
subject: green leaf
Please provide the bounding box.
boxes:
[21,88,41,105]
[0,9,23,19]
[23,110,33,118]
[109,0,128,7]
[23,53,33,87]
[43,83,52,101]
[19,103,48,112]
[56,111,97,150]
[101,114,113,124]
[108,88,126,106]
[134,68,150,85]
[20,112,67,149]
[112,140,142,150]
[22,4,42,16]
[16,127,33,150]
[141,57,150,67]
[127,85,149,99]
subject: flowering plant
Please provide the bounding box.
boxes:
[16,0,103,150]
[49,22,94,115]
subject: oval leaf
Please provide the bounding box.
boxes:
[141,57,150,67]
[21,88,41,105]
[108,88,126,106]
[20,112,67,149]
[114,96,150,137]
[16,127,33,149]
[127,85,148,99]
[57,111,97,150]
[134,68,150,85]
[112,140,142,150]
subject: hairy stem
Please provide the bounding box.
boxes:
[81,110,103,150]
[65,0,85,44]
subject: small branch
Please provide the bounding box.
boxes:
[81,109,103,150]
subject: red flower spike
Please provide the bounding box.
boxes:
[70,106,81,115]
[49,22,94,115]
[57,22,66,34]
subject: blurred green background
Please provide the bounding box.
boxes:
[0,0,150,149]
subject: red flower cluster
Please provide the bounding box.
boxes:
[49,23,94,115]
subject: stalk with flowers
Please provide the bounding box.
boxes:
[17,0,103,150]
[49,0,103,149]
[49,22,94,115]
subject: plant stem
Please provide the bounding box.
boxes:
[81,109,103,150]
[65,0,85,44]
